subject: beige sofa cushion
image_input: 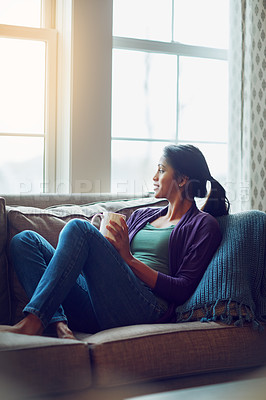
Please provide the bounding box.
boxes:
[5,197,167,324]
[82,321,266,387]
[0,332,91,397]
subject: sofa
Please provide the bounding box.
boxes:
[0,193,265,400]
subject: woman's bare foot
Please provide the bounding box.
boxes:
[53,322,76,340]
[0,314,44,336]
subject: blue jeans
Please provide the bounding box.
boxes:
[10,219,166,333]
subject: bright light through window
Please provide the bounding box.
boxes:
[112,49,177,141]
[113,0,172,42]
[112,1,229,194]
[174,0,229,48]
[0,0,41,28]
[0,0,53,194]
[111,140,170,194]
[178,57,228,143]
[0,136,44,193]
[0,37,45,193]
[0,38,45,134]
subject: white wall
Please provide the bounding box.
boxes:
[71,0,113,193]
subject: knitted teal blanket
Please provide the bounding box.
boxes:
[176,210,266,329]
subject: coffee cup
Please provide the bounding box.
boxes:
[91,212,126,240]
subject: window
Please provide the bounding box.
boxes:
[0,0,57,193]
[112,0,229,194]
[0,1,229,196]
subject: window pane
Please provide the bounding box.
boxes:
[113,0,172,42]
[0,136,44,193]
[112,49,177,140]
[111,140,170,194]
[174,0,229,49]
[187,142,228,185]
[178,57,228,143]
[111,140,227,195]
[0,0,41,28]
[0,38,45,134]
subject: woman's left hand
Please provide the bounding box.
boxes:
[106,218,133,263]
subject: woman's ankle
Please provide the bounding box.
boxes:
[52,321,76,340]
[0,314,44,336]
[17,314,44,335]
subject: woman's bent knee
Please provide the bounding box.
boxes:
[10,230,40,271]
[10,230,37,251]
[61,218,95,236]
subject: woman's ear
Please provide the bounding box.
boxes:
[178,175,189,188]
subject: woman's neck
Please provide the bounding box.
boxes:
[166,197,193,221]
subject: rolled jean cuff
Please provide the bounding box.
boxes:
[23,306,68,328]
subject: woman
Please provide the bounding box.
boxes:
[0,144,229,339]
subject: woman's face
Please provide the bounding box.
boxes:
[153,157,179,200]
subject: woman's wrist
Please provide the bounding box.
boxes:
[123,252,135,266]
[124,255,158,289]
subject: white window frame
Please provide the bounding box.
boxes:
[69,0,228,194]
[54,0,72,194]
[112,36,228,147]
[0,1,57,193]
[0,1,229,195]
[70,0,112,194]
[111,3,229,194]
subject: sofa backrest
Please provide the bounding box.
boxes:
[3,192,151,209]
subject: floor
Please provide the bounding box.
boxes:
[126,375,266,400]
[1,365,266,400]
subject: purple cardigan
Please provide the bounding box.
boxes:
[127,202,222,322]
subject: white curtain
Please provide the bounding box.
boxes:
[228,0,266,212]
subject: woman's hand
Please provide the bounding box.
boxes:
[106,218,133,263]
[106,217,158,289]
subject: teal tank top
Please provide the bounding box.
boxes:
[130,222,175,309]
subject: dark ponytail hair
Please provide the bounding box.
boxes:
[163,144,230,217]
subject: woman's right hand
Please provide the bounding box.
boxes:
[106,218,133,263]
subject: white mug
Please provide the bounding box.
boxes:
[91,212,126,240]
